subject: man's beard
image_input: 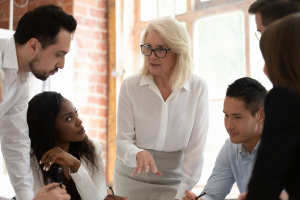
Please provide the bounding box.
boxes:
[29,54,48,81]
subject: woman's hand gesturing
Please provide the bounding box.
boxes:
[131,151,162,177]
[40,147,81,172]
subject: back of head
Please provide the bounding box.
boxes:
[140,17,193,90]
[226,77,268,117]
[260,1,300,26]
[248,0,280,14]
[260,14,300,92]
[14,4,77,49]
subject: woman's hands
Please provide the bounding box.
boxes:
[131,150,162,177]
[40,147,81,173]
[33,183,70,200]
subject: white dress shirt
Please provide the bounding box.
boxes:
[0,37,34,200]
[116,73,209,199]
[31,139,107,200]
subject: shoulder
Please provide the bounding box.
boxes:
[187,74,208,93]
[122,73,143,86]
[89,139,103,155]
[189,74,207,86]
[266,86,300,111]
[267,85,300,101]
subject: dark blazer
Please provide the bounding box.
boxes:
[246,85,300,200]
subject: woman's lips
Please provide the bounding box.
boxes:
[150,63,161,67]
[78,128,85,134]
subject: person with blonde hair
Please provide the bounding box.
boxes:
[113,17,209,200]
[237,13,300,200]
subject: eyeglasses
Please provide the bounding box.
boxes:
[255,31,262,41]
[140,45,171,58]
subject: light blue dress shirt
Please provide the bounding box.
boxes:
[201,138,260,200]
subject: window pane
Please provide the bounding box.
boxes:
[249,15,272,90]
[194,11,246,100]
[140,0,158,21]
[175,0,187,15]
[158,0,174,17]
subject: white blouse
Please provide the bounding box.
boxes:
[31,139,107,200]
[116,73,209,199]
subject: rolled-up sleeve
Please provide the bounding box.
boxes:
[175,82,209,200]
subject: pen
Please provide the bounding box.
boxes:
[195,191,208,199]
[108,183,115,195]
[58,167,62,189]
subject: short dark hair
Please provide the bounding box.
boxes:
[260,1,300,26]
[226,77,268,117]
[14,4,77,49]
[248,0,279,14]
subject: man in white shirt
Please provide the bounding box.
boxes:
[0,4,76,200]
[182,77,267,200]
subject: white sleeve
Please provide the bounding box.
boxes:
[0,96,34,200]
[175,82,209,200]
[30,155,43,195]
[115,80,144,167]
[70,140,107,200]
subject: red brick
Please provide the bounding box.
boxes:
[74,4,87,15]
[88,30,101,40]
[100,32,107,40]
[97,108,107,117]
[88,95,106,105]
[74,27,88,38]
[96,64,107,73]
[75,0,97,7]
[97,85,105,94]
[89,52,106,62]
[97,21,107,30]
[90,8,106,19]
[62,4,73,14]
[75,15,97,27]
[98,0,106,9]
[88,118,105,128]
[79,106,96,115]
[97,42,107,52]
[0,20,8,29]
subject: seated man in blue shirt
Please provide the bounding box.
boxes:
[183,77,267,200]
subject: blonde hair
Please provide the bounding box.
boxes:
[140,18,194,90]
[260,13,300,92]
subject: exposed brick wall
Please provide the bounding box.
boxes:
[73,0,108,177]
[0,0,109,179]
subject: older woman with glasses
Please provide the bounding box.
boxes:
[113,17,209,200]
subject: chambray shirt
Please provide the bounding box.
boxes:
[201,138,260,200]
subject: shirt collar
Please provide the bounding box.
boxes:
[140,74,190,91]
[239,139,261,156]
[2,37,18,70]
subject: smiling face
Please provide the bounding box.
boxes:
[54,99,85,144]
[223,97,263,148]
[144,30,177,77]
[29,29,71,81]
